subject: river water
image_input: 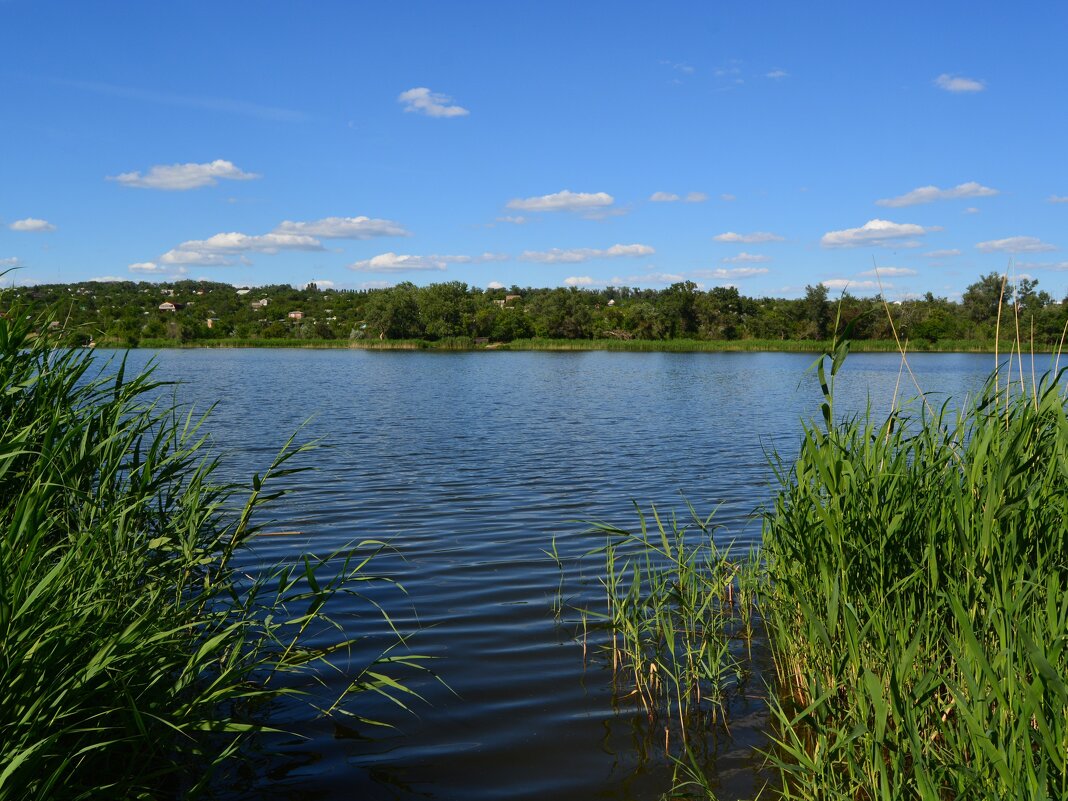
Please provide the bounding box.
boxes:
[108,348,1013,800]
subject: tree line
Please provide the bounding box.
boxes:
[4,273,1065,347]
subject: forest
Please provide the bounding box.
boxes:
[4,272,1065,349]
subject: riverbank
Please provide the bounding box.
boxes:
[121,336,1031,353]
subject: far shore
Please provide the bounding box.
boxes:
[91,337,1051,354]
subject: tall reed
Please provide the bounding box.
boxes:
[0,305,426,799]
[761,335,1068,799]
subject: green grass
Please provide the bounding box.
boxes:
[0,307,428,799]
[760,338,1068,799]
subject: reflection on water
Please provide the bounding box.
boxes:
[106,348,1005,800]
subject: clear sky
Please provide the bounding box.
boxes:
[2,1,1066,298]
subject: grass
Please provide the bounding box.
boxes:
[760,335,1068,799]
[0,304,428,799]
[572,306,1068,799]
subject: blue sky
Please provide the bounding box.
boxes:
[2,1,1066,298]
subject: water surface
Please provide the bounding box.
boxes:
[109,348,1009,800]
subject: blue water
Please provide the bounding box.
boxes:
[105,348,1007,800]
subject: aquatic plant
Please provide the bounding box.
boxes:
[761,334,1068,799]
[0,304,427,799]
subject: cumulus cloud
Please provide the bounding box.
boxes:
[9,218,55,232]
[0,257,21,268]
[129,261,188,276]
[519,243,654,263]
[611,272,687,285]
[1015,261,1068,271]
[721,252,770,264]
[88,276,125,282]
[822,279,888,291]
[876,181,998,207]
[397,87,469,118]
[924,249,962,258]
[274,216,409,239]
[691,267,769,280]
[858,267,918,277]
[975,236,1056,254]
[161,231,324,265]
[487,280,506,289]
[935,74,985,93]
[766,69,789,79]
[820,219,933,248]
[495,215,527,224]
[349,253,455,272]
[360,280,394,289]
[713,231,784,243]
[306,279,335,289]
[1049,195,1068,204]
[650,191,707,203]
[506,189,614,213]
[720,193,736,201]
[564,276,594,286]
[108,159,259,190]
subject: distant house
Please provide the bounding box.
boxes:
[250,299,269,309]
[158,302,177,312]
[287,310,304,320]
[205,317,220,329]
[160,288,175,297]
[495,294,523,308]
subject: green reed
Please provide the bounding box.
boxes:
[761,336,1068,799]
[0,305,427,800]
[579,502,761,750]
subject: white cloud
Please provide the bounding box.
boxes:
[650,191,680,202]
[274,216,409,239]
[9,218,55,232]
[129,261,188,276]
[487,281,506,289]
[506,189,614,213]
[108,159,259,190]
[88,276,125,282]
[964,207,980,214]
[161,231,324,265]
[564,276,594,286]
[306,279,335,289]
[691,267,769,280]
[766,69,789,79]
[924,249,961,258]
[519,243,654,263]
[360,280,394,289]
[496,215,528,224]
[976,236,1056,254]
[822,279,889,291]
[935,73,985,93]
[397,87,469,118]
[611,272,687,285]
[858,267,918,277]
[820,219,933,248]
[713,231,784,243]
[349,253,449,272]
[720,193,736,202]
[1015,261,1068,271]
[1049,195,1068,204]
[721,252,770,264]
[876,181,998,207]
[0,257,21,268]
[685,191,707,203]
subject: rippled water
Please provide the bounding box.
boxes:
[107,348,1009,800]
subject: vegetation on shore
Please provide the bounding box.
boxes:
[8,271,1067,351]
[572,330,1068,798]
[0,304,425,799]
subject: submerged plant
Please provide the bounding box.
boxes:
[0,304,428,800]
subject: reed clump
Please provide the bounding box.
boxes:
[761,337,1068,799]
[582,504,762,751]
[0,306,425,800]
